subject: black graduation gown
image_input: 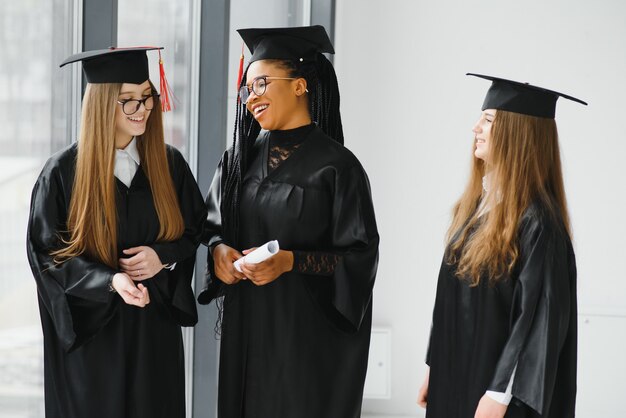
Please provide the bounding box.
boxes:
[26,142,207,418]
[426,203,577,418]
[199,125,379,418]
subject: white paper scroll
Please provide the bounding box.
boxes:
[233,240,280,272]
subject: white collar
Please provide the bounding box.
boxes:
[117,137,141,165]
[482,173,491,192]
[478,173,503,217]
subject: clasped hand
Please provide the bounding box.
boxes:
[112,246,166,308]
[118,246,165,281]
[213,243,293,286]
[111,273,150,307]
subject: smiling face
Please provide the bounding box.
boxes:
[115,80,153,148]
[472,109,496,161]
[244,60,310,131]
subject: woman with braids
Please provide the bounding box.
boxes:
[26,47,206,418]
[417,74,586,418]
[198,26,379,418]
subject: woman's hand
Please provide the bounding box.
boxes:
[417,367,429,408]
[213,243,246,285]
[111,272,150,307]
[474,394,508,418]
[239,249,293,286]
[118,246,165,281]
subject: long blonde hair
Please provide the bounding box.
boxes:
[52,82,184,268]
[447,110,571,285]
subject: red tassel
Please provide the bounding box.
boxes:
[236,43,245,100]
[158,50,175,112]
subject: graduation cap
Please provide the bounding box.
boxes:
[60,46,175,111]
[467,73,587,119]
[237,25,334,64]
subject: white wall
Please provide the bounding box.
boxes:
[333,0,626,416]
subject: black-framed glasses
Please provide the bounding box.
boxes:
[116,93,159,115]
[238,76,297,104]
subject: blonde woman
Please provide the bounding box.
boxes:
[26,47,206,418]
[418,74,585,418]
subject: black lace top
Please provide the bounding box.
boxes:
[267,123,314,172]
[268,124,341,277]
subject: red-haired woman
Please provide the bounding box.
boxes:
[26,47,206,418]
[417,74,585,418]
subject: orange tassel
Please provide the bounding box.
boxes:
[236,43,245,99]
[158,50,175,112]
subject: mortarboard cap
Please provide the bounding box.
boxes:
[237,25,334,63]
[60,46,163,84]
[61,46,175,112]
[467,73,587,119]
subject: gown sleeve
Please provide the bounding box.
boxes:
[425,255,449,367]
[293,250,341,276]
[425,323,433,366]
[487,209,576,414]
[26,159,119,352]
[196,151,227,305]
[322,163,379,332]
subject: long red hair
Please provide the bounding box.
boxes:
[52,82,184,268]
[447,110,571,285]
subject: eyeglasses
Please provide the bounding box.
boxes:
[116,94,159,115]
[239,76,297,104]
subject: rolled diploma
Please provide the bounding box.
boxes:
[233,240,280,272]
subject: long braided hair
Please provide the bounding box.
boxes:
[221,52,343,248]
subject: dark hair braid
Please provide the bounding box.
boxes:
[221,64,261,247]
[279,54,344,144]
[213,65,261,336]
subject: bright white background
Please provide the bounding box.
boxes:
[333,0,626,416]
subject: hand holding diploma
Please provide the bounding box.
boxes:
[237,240,294,286]
[213,244,246,284]
[234,240,280,272]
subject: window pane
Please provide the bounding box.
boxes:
[227,0,311,146]
[118,1,195,162]
[0,1,75,417]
